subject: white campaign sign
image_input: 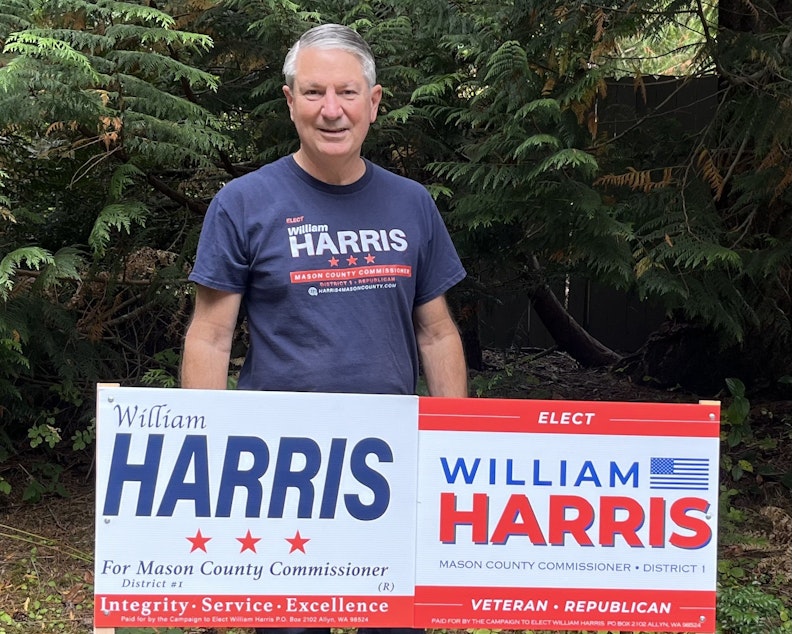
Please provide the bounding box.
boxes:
[94,387,418,629]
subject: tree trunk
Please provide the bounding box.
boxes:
[525,257,621,368]
[527,280,622,368]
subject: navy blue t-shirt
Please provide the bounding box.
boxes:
[189,156,466,394]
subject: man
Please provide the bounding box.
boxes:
[182,22,467,634]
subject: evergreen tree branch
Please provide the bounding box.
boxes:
[145,171,208,215]
[178,75,241,179]
[717,132,749,200]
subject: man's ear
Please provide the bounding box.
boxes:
[283,85,294,120]
[370,84,383,123]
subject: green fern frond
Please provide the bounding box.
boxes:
[411,74,463,102]
[483,40,529,84]
[429,161,528,192]
[671,243,742,270]
[107,163,144,201]
[744,240,792,277]
[512,134,561,159]
[515,98,562,121]
[119,73,221,123]
[84,0,176,28]
[559,70,607,108]
[31,247,83,292]
[244,2,318,40]
[88,201,148,257]
[3,33,101,82]
[529,148,598,179]
[104,24,212,52]
[108,50,219,90]
[379,64,422,87]
[0,12,35,36]
[124,136,211,167]
[381,105,414,124]
[0,247,54,299]
[363,14,411,50]
[122,112,232,162]
[251,74,290,101]
[425,183,453,200]
[10,28,113,53]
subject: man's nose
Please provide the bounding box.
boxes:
[321,89,342,118]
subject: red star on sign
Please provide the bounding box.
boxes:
[346,255,358,265]
[328,256,339,267]
[365,254,376,263]
[286,530,310,553]
[236,530,261,553]
[187,529,211,553]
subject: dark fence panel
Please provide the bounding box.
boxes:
[478,77,718,353]
[602,76,719,136]
[478,280,666,353]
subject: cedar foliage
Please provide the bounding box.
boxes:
[1,0,792,492]
[594,0,792,385]
[0,0,231,490]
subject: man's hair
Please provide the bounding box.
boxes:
[283,23,377,89]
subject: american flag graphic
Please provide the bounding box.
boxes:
[649,457,710,490]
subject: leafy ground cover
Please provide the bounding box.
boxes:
[1,350,791,634]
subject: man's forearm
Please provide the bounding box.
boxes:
[419,331,468,397]
[181,286,241,390]
[181,333,232,390]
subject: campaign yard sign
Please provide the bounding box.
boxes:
[94,387,720,633]
[94,387,418,630]
[415,397,721,633]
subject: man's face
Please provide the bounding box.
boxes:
[283,47,382,176]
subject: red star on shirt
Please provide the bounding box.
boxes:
[346,255,358,265]
[236,529,261,553]
[286,530,310,554]
[365,253,376,264]
[186,529,211,553]
[328,256,339,267]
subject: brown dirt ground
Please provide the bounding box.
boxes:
[1,350,791,633]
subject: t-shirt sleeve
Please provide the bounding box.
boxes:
[188,194,249,293]
[414,200,466,306]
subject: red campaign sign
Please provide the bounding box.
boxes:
[414,398,720,632]
[414,397,720,633]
